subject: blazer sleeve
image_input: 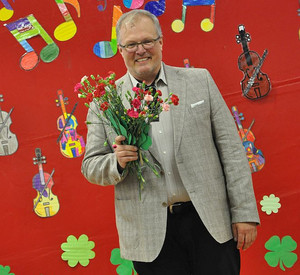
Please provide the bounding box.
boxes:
[81,101,126,186]
[205,69,260,224]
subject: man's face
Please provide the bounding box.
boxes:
[118,16,163,84]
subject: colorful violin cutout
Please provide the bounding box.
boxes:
[56,90,85,158]
[32,148,60,218]
[232,106,265,173]
[0,94,18,156]
[236,25,271,100]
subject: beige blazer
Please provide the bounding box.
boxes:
[81,63,260,262]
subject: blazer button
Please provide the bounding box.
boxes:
[160,170,165,176]
[162,202,168,207]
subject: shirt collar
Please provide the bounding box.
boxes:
[128,62,167,87]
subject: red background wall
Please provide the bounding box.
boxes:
[0,0,299,274]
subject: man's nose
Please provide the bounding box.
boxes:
[136,43,146,54]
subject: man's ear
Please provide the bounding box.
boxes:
[118,45,123,56]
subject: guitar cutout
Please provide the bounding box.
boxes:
[4,14,59,71]
[232,106,265,173]
[32,148,59,218]
[236,25,271,100]
[145,0,165,17]
[0,95,18,156]
[172,0,216,33]
[56,90,85,158]
[0,0,14,21]
[54,0,81,42]
[123,0,144,9]
[93,5,122,59]
[97,0,107,11]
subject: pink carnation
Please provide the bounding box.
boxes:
[144,94,153,102]
[163,103,170,111]
[74,83,83,93]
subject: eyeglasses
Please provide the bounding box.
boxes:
[119,36,161,52]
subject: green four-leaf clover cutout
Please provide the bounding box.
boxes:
[111,248,137,275]
[0,265,14,275]
[265,235,298,271]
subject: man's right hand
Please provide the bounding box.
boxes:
[114,136,138,168]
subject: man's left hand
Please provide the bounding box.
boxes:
[232,222,257,250]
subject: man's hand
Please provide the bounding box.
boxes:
[232,222,257,250]
[113,136,138,168]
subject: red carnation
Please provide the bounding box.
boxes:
[171,94,179,105]
[127,108,139,118]
[131,98,141,109]
[86,93,93,102]
[100,102,109,111]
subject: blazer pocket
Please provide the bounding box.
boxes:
[190,100,204,108]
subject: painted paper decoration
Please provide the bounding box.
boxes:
[0,95,18,156]
[110,248,137,275]
[32,148,60,218]
[0,265,14,275]
[53,0,81,41]
[231,106,265,172]
[260,194,281,215]
[4,14,59,70]
[0,0,14,21]
[145,0,166,17]
[93,5,122,59]
[123,0,144,9]
[265,236,298,271]
[61,234,95,267]
[171,0,215,33]
[56,90,85,158]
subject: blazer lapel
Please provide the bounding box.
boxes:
[164,65,187,156]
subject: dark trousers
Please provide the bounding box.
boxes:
[133,202,240,275]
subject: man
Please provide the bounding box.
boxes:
[82,9,260,275]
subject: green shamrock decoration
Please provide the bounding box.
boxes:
[0,265,14,275]
[260,194,281,215]
[110,248,137,275]
[61,234,95,267]
[265,235,298,271]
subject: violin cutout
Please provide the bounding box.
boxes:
[232,106,265,173]
[32,148,59,218]
[236,25,271,100]
[56,90,85,158]
[0,94,18,156]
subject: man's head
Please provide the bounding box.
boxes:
[116,10,163,84]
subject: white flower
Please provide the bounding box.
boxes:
[81,75,88,82]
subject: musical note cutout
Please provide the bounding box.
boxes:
[172,0,216,33]
[0,0,14,21]
[123,0,144,9]
[97,0,107,11]
[93,5,122,59]
[4,14,59,71]
[54,0,81,41]
[145,0,165,17]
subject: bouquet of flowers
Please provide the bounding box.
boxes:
[74,71,179,196]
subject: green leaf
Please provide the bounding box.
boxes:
[137,133,146,147]
[143,124,150,134]
[128,133,132,145]
[140,135,152,150]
